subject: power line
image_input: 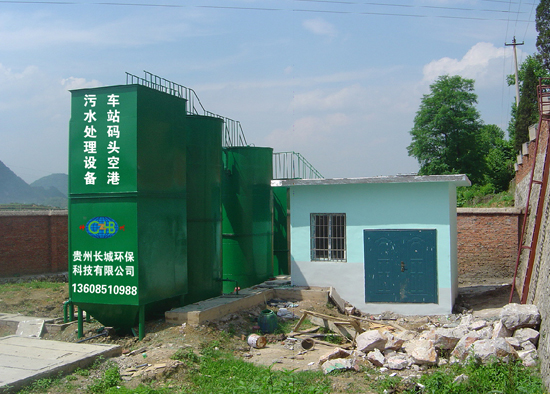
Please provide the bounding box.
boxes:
[0,0,536,22]
[296,0,527,15]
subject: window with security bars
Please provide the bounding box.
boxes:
[310,213,346,262]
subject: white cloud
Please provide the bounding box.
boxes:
[292,85,366,111]
[265,113,349,150]
[61,77,101,91]
[302,18,337,38]
[422,42,517,88]
[0,64,101,181]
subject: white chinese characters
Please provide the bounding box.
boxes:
[81,93,122,186]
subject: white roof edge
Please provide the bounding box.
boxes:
[271,174,471,187]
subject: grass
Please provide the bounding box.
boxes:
[0,281,65,294]
[457,186,514,208]
[368,359,545,394]
[190,349,330,394]
[87,364,121,394]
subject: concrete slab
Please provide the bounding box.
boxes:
[0,335,121,393]
[16,319,45,338]
[166,286,329,325]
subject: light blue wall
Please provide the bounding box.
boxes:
[289,181,459,314]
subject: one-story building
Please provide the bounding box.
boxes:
[271,174,470,315]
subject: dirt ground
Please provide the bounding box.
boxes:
[0,278,520,393]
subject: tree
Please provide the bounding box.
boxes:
[407,75,486,184]
[536,0,550,70]
[514,62,539,151]
[506,55,549,145]
[481,124,515,192]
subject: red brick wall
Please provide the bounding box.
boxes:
[457,208,522,284]
[0,211,68,277]
[0,209,521,283]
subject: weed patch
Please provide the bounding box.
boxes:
[87,365,121,394]
[369,359,545,394]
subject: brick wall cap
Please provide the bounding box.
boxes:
[457,208,523,215]
[0,210,67,217]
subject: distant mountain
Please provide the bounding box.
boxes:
[0,160,67,208]
[31,173,68,197]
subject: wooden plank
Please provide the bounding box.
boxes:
[287,326,319,337]
[301,310,348,322]
[309,316,356,339]
[292,311,309,333]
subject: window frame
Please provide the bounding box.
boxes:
[310,213,347,262]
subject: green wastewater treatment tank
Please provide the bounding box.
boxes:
[68,85,188,333]
[185,115,224,304]
[272,186,290,275]
[222,147,273,293]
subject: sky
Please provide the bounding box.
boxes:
[0,0,541,183]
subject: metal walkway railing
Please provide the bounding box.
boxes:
[126,71,248,148]
[273,151,323,180]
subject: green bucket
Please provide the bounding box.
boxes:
[258,309,277,334]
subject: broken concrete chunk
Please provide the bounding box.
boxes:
[356,330,387,353]
[393,330,418,342]
[492,320,512,339]
[469,320,488,331]
[520,340,537,352]
[504,337,521,349]
[386,355,409,370]
[500,304,541,330]
[16,319,45,338]
[367,348,385,367]
[383,331,405,351]
[469,338,518,364]
[459,314,475,327]
[453,374,469,384]
[318,347,352,365]
[477,326,494,340]
[344,306,356,315]
[513,327,539,346]
[404,339,438,365]
[419,327,468,350]
[518,349,538,367]
[321,358,360,374]
[451,333,481,361]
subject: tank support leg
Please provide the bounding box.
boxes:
[139,305,145,340]
[77,307,84,339]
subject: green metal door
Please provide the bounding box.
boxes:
[364,229,437,303]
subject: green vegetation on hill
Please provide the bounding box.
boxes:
[30,173,68,197]
[0,160,67,208]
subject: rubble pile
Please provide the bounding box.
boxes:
[316,303,541,374]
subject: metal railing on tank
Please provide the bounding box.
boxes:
[126,71,248,147]
[272,151,323,180]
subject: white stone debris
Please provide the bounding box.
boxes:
[312,302,543,375]
[513,327,540,346]
[318,347,352,365]
[500,304,541,330]
[356,329,387,353]
[366,348,385,367]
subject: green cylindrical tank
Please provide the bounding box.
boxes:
[68,85,188,333]
[185,115,223,304]
[272,186,290,275]
[222,147,273,293]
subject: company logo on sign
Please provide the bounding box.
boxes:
[85,217,119,239]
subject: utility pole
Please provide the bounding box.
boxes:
[505,36,525,107]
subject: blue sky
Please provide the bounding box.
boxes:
[0,0,540,183]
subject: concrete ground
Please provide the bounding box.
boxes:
[0,334,121,393]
